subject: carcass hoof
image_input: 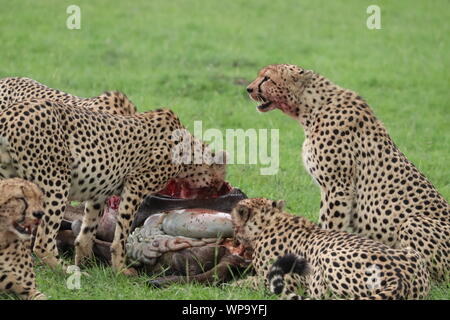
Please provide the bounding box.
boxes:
[147,279,163,289]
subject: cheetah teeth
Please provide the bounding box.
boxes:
[13,222,33,234]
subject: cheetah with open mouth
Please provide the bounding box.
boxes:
[247,64,449,280]
[0,178,46,300]
[232,198,430,300]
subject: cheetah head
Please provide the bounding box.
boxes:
[175,149,227,196]
[0,178,44,241]
[246,64,314,117]
[231,198,285,248]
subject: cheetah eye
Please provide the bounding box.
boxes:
[263,76,269,81]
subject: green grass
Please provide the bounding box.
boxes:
[0,0,449,299]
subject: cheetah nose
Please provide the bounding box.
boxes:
[246,87,253,93]
[33,211,44,219]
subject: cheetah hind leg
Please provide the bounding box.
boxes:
[355,277,404,300]
[397,214,450,282]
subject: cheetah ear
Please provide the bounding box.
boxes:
[303,69,314,79]
[272,200,285,211]
[298,69,314,85]
[293,69,313,84]
[0,182,22,208]
[291,69,314,85]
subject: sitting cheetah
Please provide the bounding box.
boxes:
[0,178,46,300]
[232,198,431,300]
[246,64,449,280]
[0,99,226,274]
[0,77,137,115]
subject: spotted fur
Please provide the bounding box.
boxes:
[247,64,450,280]
[232,198,431,300]
[0,77,137,115]
[268,253,309,299]
[0,178,46,300]
[0,100,226,273]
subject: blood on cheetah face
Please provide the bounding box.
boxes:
[175,149,228,193]
[231,198,285,248]
[246,64,313,114]
[0,179,44,241]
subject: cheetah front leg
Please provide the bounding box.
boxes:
[0,271,46,300]
[110,171,169,275]
[74,199,106,266]
[111,169,174,274]
[24,289,47,300]
[110,186,145,275]
[318,187,355,231]
[33,185,70,271]
[304,136,356,232]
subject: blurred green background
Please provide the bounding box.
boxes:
[0,0,448,299]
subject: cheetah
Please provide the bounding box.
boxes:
[232,198,431,300]
[246,64,449,280]
[0,178,46,300]
[0,77,138,259]
[0,99,226,274]
[0,77,137,115]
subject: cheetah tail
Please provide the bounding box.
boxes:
[268,253,310,300]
